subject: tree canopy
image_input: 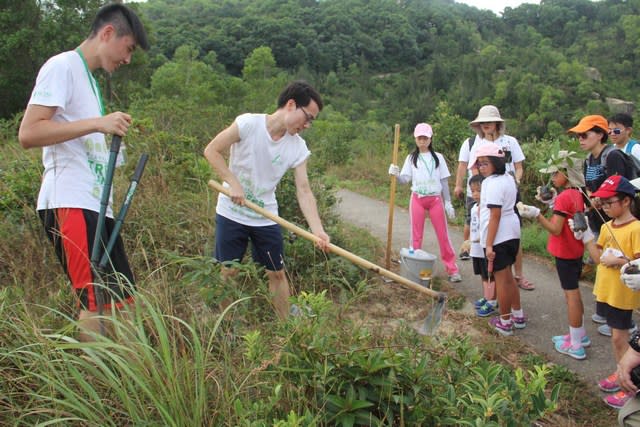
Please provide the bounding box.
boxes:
[2,0,640,140]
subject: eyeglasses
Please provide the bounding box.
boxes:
[609,128,623,135]
[299,105,316,125]
[601,198,621,208]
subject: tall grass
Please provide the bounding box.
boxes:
[0,110,577,425]
[0,287,227,425]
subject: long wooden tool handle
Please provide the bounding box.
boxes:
[208,180,445,300]
[385,124,400,269]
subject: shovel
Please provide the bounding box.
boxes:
[208,180,447,335]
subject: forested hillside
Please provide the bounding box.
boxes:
[0,2,629,423]
[4,0,640,141]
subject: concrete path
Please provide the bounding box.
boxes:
[334,188,615,396]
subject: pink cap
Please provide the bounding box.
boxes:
[468,142,504,170]
[414,123,433,138]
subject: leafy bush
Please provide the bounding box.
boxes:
[272,292,559,426]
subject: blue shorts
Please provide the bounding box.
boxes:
[214,214,284,271]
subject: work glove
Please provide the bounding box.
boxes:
[535,185,558,208]
[568,217,594,243]
[516,202,540,220]
[388,164,400,176]
[444,201,455,219]
[621,259,640,291]
[460,240,471,253]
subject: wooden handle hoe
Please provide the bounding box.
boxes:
[385,124,401,270]
[208,180,446,334]
[208,180,446,303]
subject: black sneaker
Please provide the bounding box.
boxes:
[459,250,471,260]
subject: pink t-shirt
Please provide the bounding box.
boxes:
[547,188,585,259]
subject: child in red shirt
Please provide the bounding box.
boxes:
[518,151,588,359]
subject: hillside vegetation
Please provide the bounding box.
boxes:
[0,0,629,424]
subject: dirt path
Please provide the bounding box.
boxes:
[334,188,615,396]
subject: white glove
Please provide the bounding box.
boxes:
[535,186,557,207]
[568,218,594,243]
[621,259,640,291]
[444,201,455,219]
[388,164,400,176]
[516,202,540,220]
[602,248,625,259]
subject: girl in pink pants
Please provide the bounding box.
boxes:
[389,123,461,282]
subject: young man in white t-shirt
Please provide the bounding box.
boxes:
[18,4,149,341]
[609,113,640,161]
[204,81,330,320]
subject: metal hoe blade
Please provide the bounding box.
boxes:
[415,293,446,336]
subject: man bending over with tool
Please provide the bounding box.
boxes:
[204,81,330,319]
[18,4,149,341]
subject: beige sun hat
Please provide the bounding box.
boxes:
[539,150,585,187]
[469,105,504,125]
[469,105,506,138]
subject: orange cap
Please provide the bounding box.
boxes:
[568,115,609,133]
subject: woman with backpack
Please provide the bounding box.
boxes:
[575,114,635,237]
[453,105,533,290]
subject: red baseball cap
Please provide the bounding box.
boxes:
[591,175,638,199]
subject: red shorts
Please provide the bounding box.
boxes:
[39,208,135,311]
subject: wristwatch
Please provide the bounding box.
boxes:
[630,329,640,353]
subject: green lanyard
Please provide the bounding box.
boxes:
[75,48,105,116]
[418,153,435,176]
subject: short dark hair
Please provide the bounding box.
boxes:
[90,3,149,51]
[469,174,485,187]
[277,80,323,111]
[488,156,506,175]
[590,127,609,144]
[609,112,633,128]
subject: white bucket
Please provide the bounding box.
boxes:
[400,248,437,287]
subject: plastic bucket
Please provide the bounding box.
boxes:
[400,248,436,287]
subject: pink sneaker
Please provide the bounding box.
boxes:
[604,390,633,409]
[489,316,513,336]
[598,372,621,393]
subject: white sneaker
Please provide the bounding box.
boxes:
[592,313,607,324]
[598,323,637,337]
[449,273,462,283]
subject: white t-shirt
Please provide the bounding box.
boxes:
[30,51,114,216]
[398,151,450,197]
[216,113,311,226]
[479,174,520,247]
[469,203,484,258]
[621,140,640,161]
[458,134,525,197]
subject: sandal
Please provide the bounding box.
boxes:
[515,276,535,291]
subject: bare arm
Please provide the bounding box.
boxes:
[454,161,468,198]
[203,122,245,204]
[18,104,131,149]
[485,207,501,265]
[536,213,564,236]
[584,241,602,265]
[618,343,640,394]
[514,161,524,184]
[294,161,330,250]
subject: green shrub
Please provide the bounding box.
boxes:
[271,292,559,426]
